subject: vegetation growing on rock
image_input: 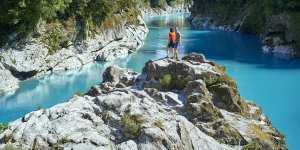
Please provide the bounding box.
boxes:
[121,114,144,139]
[242,141,263,150]
[0,123,8,134]
[0,0,187,47]
[74,91,85,97]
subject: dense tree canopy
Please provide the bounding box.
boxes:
[0,0,186,46]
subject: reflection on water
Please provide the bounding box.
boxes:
[1,13,300,150]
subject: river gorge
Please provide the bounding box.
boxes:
[1,13,300,150]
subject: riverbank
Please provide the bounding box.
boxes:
[0,15,148,94]
[189,1,300,58]
[0,53,287,150]
[0,4,190,95]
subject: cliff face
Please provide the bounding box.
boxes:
[0,54,287,150]
[190,0,300,57]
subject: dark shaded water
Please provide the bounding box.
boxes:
[1,14,300,149]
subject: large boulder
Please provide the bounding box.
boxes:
[209,83,247,114]
[102,66,138,86]
[0,63,19,93]
[142,56,221,91]
[184,80,223,122]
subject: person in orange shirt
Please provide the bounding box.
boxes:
[167,27,177,60]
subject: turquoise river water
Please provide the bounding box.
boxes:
[1,14,300,149]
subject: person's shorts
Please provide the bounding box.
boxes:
[174,42,179,49]
[168,42,175,48]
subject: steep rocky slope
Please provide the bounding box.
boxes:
[190,0,300,57]
[0,54,286,150]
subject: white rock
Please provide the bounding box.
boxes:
[0,63,19,93]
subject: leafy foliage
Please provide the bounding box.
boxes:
[121,114,144,139]
[0,123,8,134]
[42,21,66,55]
[160,74,173,89]
[75,91,85,97]
[192,0,300,33]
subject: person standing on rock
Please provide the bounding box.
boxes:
[167,27,176,59]
[174,27,181,60]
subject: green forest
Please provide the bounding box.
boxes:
[192,0,300,54]
[0,0,187,48]
[192,0,300,33]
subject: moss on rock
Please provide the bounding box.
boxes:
[0,123,8,134]
[121,114,144,139]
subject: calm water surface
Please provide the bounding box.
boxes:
[1,14,300,149]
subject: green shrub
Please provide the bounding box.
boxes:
[167,0,184,6]
[42,22,66,55]
[121,114,144,139]
[160,74,173,90]
[217,75,237,89]
[242,141,263,150]
[248,124,273,146]
[75,91,85,97]
[11,58,16,65]
[150,0,166,8]
[0,123,8,134]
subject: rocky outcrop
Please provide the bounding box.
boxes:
[0,53,287,150]
[262,13,298,57]
[190,1,300,57]
[0,15,148,93]
[0,63,19,93]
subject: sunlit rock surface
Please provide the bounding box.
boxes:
[0,63,19,93]
[0,54,287,150]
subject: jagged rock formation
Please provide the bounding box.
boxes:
[0,53,287,150]
[190,1,300,58]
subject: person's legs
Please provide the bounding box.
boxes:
[172,43,177,60]
[173,48,176,61]
[166,43,171,58]
[174,43,179,60]
[175,49,178,60]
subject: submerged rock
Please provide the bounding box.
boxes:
[0,54,287,150]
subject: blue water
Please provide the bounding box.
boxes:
[1,14,300,149]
